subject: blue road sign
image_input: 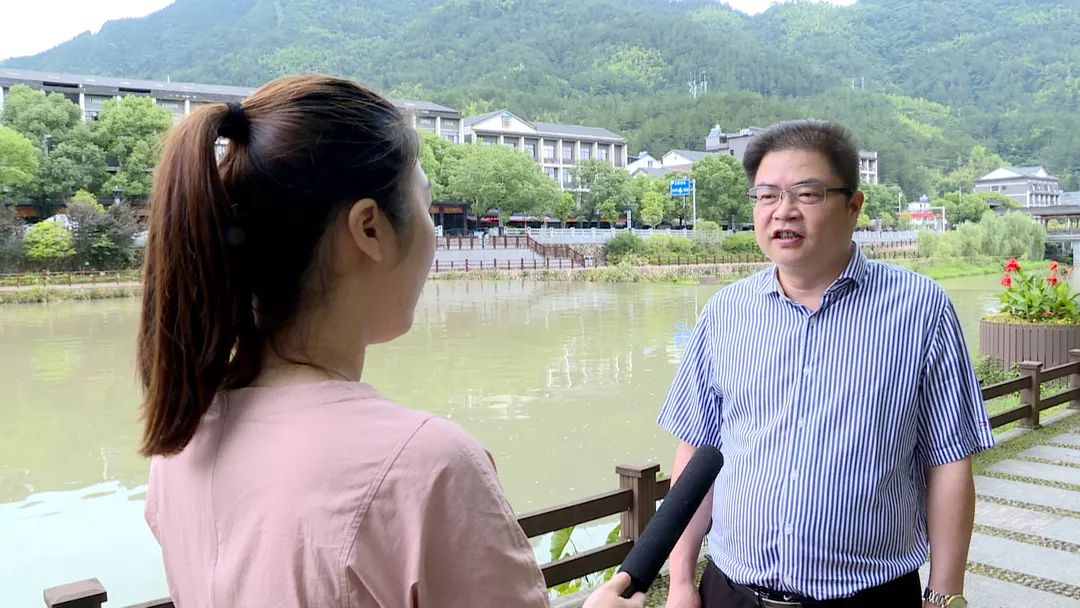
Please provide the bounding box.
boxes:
[670,178,692,197]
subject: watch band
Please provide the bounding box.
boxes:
[923,587,965,606]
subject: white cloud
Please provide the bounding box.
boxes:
[720,0,857,15]
[0,0,175,62]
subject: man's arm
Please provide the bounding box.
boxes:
[665,440,714,607]
[924,457,975,604]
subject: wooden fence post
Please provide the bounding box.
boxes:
[1070,349,1080,411]
[1018,361,1043,429]
[616,462,660,542]
[43,579,107,608]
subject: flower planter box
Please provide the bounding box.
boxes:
[979,319,1080,370]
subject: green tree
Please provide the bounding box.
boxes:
[880,211,896,230]
[550,191,577,227]
[571,159,631,225]
[691,155,749,229]
[94,96,172,200]
[61,192,137,269]
[0,85,82,148]
[0,125,39,190]
[937,191,1010,226]
[861,182,901,220]
[640,190,666,227]
[23,220,74,269]
[856,212,871,230]
[418,130,462,201]
[23,124,108,218]
[930,145,1008,198]
[444,144,560,224]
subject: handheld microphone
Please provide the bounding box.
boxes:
[617,445,723,598]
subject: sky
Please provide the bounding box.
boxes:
[0,0,858,62]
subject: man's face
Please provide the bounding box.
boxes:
[751,148,863,273]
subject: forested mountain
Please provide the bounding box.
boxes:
[5,0,1079,194]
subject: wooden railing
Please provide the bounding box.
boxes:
[433,235,534,250]
[524,235,588,268]
[40,352,1080,607]
[431,257,589,273]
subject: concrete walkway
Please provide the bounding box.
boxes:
[946,427,1080,607]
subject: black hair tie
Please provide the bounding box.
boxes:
[219,101,249,142]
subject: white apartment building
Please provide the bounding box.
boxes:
[974,166,1062,207]
[463,109,627,190]
[705,124,880,184]
[0,68,462,141]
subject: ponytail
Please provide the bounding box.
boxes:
[138,104,258,456]
[137,75,420,456]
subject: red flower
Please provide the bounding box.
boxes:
[1005,258,1021,273]
[1050,260,1059,272]
[1045,310,1054,316]
[1047,275,1060,286]
[1000,275,1013,288]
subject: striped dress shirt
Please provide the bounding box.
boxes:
[657,245,995,600]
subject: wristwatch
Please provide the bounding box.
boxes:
[923,587,968,607]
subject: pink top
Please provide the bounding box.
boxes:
[145,381,549,607]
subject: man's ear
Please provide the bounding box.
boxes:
[849,190,865,217]
[345,198,385,263]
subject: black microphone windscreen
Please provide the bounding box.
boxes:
[617,445,723,596]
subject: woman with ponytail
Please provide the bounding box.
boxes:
[139,75,643,608]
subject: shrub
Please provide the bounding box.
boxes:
[721,232,759,254]
[604,233,647,263]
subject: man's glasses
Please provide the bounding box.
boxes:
[748,184,854,206]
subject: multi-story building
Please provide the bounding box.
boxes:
[974,166,1063,207]
[462,109,627,190]
[661,149,721,174]
[705,124,880,184]
[0,67,462,141]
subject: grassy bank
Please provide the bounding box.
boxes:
[0,284,141,304]
[892,258,1002,280]
[0,257,1011,304]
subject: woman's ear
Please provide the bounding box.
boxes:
[345,198,385,263]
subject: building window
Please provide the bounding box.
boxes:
[502,138,518,149]
[524,141,537,160]
[545,167,556,180]
[563,170,573,187]
[581,146,591,161]
[562,143,574,163]
[480,135,497,146]
[501,112,513,128]
[419,116,437,130]
[441,133,458,143]
[598,147,609,162]
[543,143,556,163]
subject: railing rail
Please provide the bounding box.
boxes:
[42,350,1080,607]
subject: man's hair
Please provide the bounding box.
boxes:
[742,120,860,189]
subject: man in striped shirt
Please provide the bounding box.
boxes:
[658,120,994,608]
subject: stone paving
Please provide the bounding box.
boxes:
[958,427,1080,607]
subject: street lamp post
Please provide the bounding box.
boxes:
[691,178,697,228]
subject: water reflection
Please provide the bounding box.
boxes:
[0,275,1007,605]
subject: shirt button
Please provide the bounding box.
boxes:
[797,418,806,429]
[784,523,793,535]
[783,575,793,586]
[802,367,811,376]
[789,470,798,481]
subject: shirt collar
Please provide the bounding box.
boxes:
[758,242,867,296]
